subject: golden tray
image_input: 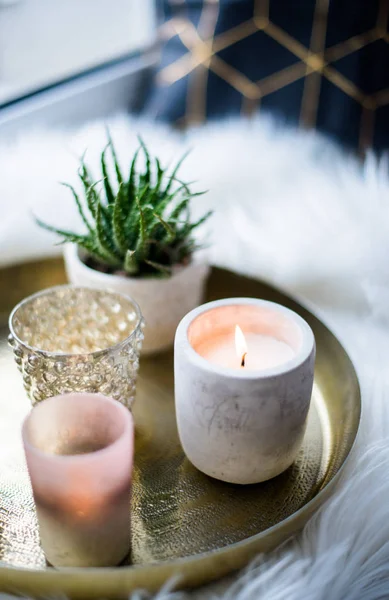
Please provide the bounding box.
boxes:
[0,258,360,599]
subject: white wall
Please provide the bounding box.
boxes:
[0,0,156,104]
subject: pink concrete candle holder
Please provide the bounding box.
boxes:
[22,392,134,567]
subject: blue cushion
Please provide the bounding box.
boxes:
[144,0,389,151]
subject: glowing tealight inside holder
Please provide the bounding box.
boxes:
[22,393,134,567]
[174,298,316,484]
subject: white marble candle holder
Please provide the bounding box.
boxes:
[174,298,316,484]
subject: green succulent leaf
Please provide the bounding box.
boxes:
[78,162,101,218]
[59,183,92,234]
[169,197,190,221]
[163,150,190,197]
[113,183,129,254]
[128,148,140,208]
[124,250,138,275]
[81,179,103,219]
[155,158,164,192]
[95,203,121,265]
[135,195,147,260]
[156,184,187,215]
[153,212,175,242]
[106,128,123,185]
[78,158,92,189]
[138,136,151,188]
[144,259,172,276]
[101,145,115,204]
[186,210,213,232]
[34,218,109,265]
[35,218,87,244]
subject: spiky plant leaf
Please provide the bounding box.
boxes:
[78,174,99,219]
[124,249,138,275]
[95,203,121,265]
[156,183,189,215]
[163,150,190,197]
[113,183,129,254]
[34,218,109,265]
[155,158,164,192]
[153,212,175,242]
[169,197,190,221]
[101,145,115,204]
[78,162,99,218]
[35,218,87,244]
[138,136,151,188]
[128,148,140,207]
[60,183,92,234]
[106,129,123,185]
[186,210,213,233]
[135,195,147,260]
[144,259,172,275]
[126,185,149,249]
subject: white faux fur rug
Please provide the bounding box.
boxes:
[1,116,389,599]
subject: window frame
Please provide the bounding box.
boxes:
[0,47,158,138]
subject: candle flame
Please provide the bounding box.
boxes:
[235,325,248,367]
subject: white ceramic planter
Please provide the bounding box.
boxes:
[64,244,210,355]
[175,298,315,484]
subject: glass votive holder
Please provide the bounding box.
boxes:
[22,392,134,567]
[8,285,144,409]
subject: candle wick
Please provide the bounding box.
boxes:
[241,352,247,368]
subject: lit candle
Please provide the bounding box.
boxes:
[174,298,315,484]
[198,324,295,370]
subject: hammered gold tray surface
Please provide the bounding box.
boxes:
[0,259,360,599]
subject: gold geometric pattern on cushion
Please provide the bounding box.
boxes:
[157,0,389,151]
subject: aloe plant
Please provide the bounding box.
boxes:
[36,135,211,277]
